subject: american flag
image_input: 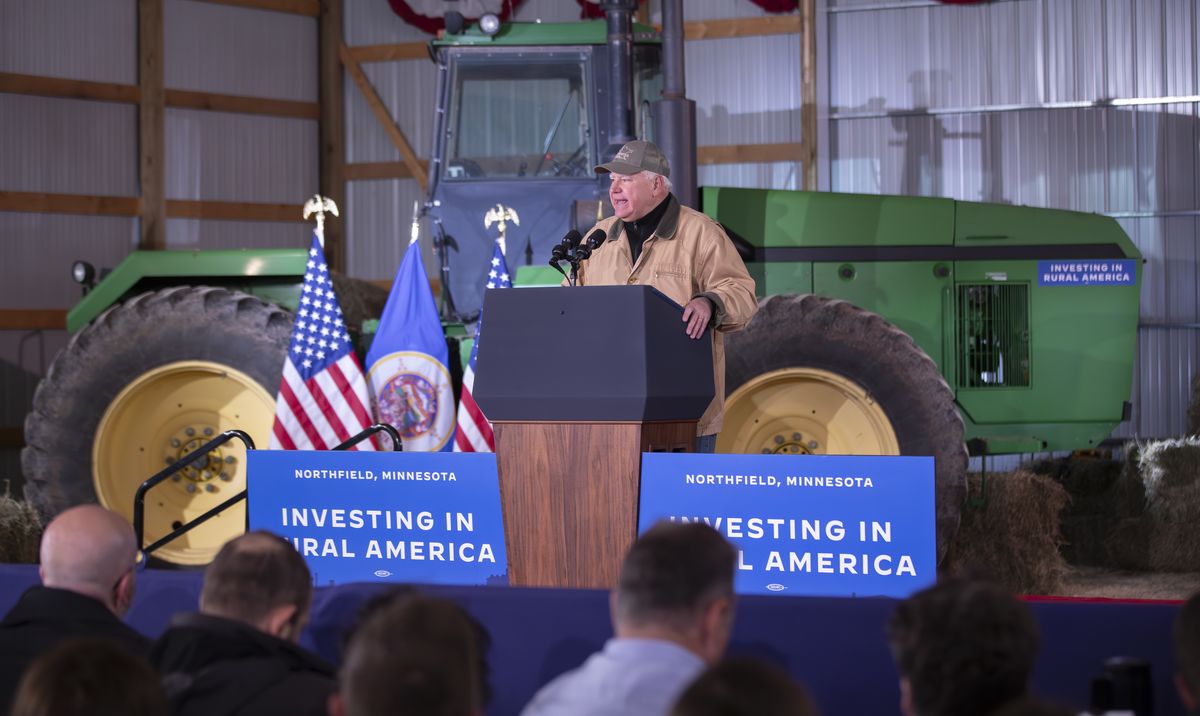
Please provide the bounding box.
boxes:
[269,234,377,450]
[453,241,512,452]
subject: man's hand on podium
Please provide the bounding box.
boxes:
[682,297,713,339]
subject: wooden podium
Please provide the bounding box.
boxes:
[474,286,714,589]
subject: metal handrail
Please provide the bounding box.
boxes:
[135,424,403,559]
[334,423,403,451]
[133,429,255,553]
[142,491,248,557]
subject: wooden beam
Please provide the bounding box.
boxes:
[0,192,307,221]
[0,72,139,104]
[698,142,804,166]
[684,14,801,41]
[1,72,319,119]
[339,43,428,193]
[319,0,346,272]
[345,42,430,64]
[0,428,23,451]
[166,199,302,222]
[165,89,319,119]
[0,191,139,216]
[0,310,67,331]
[194,0,320,16]
[139,0,166,250]
[345,161,430,181]
[800,0,817,190]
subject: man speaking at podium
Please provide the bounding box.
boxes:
[576,139,757,452]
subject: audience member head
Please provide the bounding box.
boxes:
[199,530,312,642]
[670,656,817,716]
[986,697,1073,716]
[340,587,492,709]
[38,504,138,616]
[1174,591,1200,711]
[612,521,738,665]
[332,594,482,716]
[11,638,168,716]
[886,578,1039,716]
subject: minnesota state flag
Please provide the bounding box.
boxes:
[366,237,455,451]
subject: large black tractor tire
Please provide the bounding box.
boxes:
[721,294,968,564]
[21,287,293,565]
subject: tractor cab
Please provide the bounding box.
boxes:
[425,20,661,319]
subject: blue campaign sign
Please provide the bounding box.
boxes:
[639,453,936,598]
[1038,259,1136,286]
[247,450,508,587]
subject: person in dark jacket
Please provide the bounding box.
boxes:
[1176,591,1200,715]
[0,505,148,715]
[886,578,1039,716]
[151,531,334,716]
[11,638,168,716]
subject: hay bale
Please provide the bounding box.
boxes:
[1137,438,1200,571]
[943,469,1068,595]
[0,488,42,563]
[1025,452,1144,568]
[1059,515,1116,565]
[1103,517,1151,570]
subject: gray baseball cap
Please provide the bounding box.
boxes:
[594,140,671,177]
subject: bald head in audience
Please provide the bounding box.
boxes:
[39,505,138,616]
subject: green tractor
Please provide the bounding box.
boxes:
[21,4,1140,566]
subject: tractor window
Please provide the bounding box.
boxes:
[957,283,1031,388]
[633,45,662,143]
[445,54,593,180]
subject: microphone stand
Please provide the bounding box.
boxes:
[568,245,591,286]
[431,218,464,320]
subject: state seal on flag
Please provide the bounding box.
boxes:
[369,350,455,451]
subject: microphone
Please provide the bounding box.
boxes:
[549,229,583,278]
[584,228,606,252]
[549,229,582,265]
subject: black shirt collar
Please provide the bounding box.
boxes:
[627,194,673,242]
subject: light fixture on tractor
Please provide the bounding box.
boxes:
[71,260,96,294]
[479,12,501,36]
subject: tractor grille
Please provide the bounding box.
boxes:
[956,283,1030,388]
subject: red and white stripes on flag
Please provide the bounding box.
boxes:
[269,235,377,451]
[454,240,512,452]
[454,358,494,451]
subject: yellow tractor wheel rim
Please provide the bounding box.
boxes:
[93,361,275,566]
[717,367,900,456]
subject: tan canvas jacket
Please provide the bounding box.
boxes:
[575,195,758,436]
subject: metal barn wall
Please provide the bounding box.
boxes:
[0,0,318,490]
[652,0,806,190]
[343,0,439,278]
[825,0,1200,440]
[0,0,137,488]
[162,0,317,244]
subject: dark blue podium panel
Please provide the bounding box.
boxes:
[474,285,714,422]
